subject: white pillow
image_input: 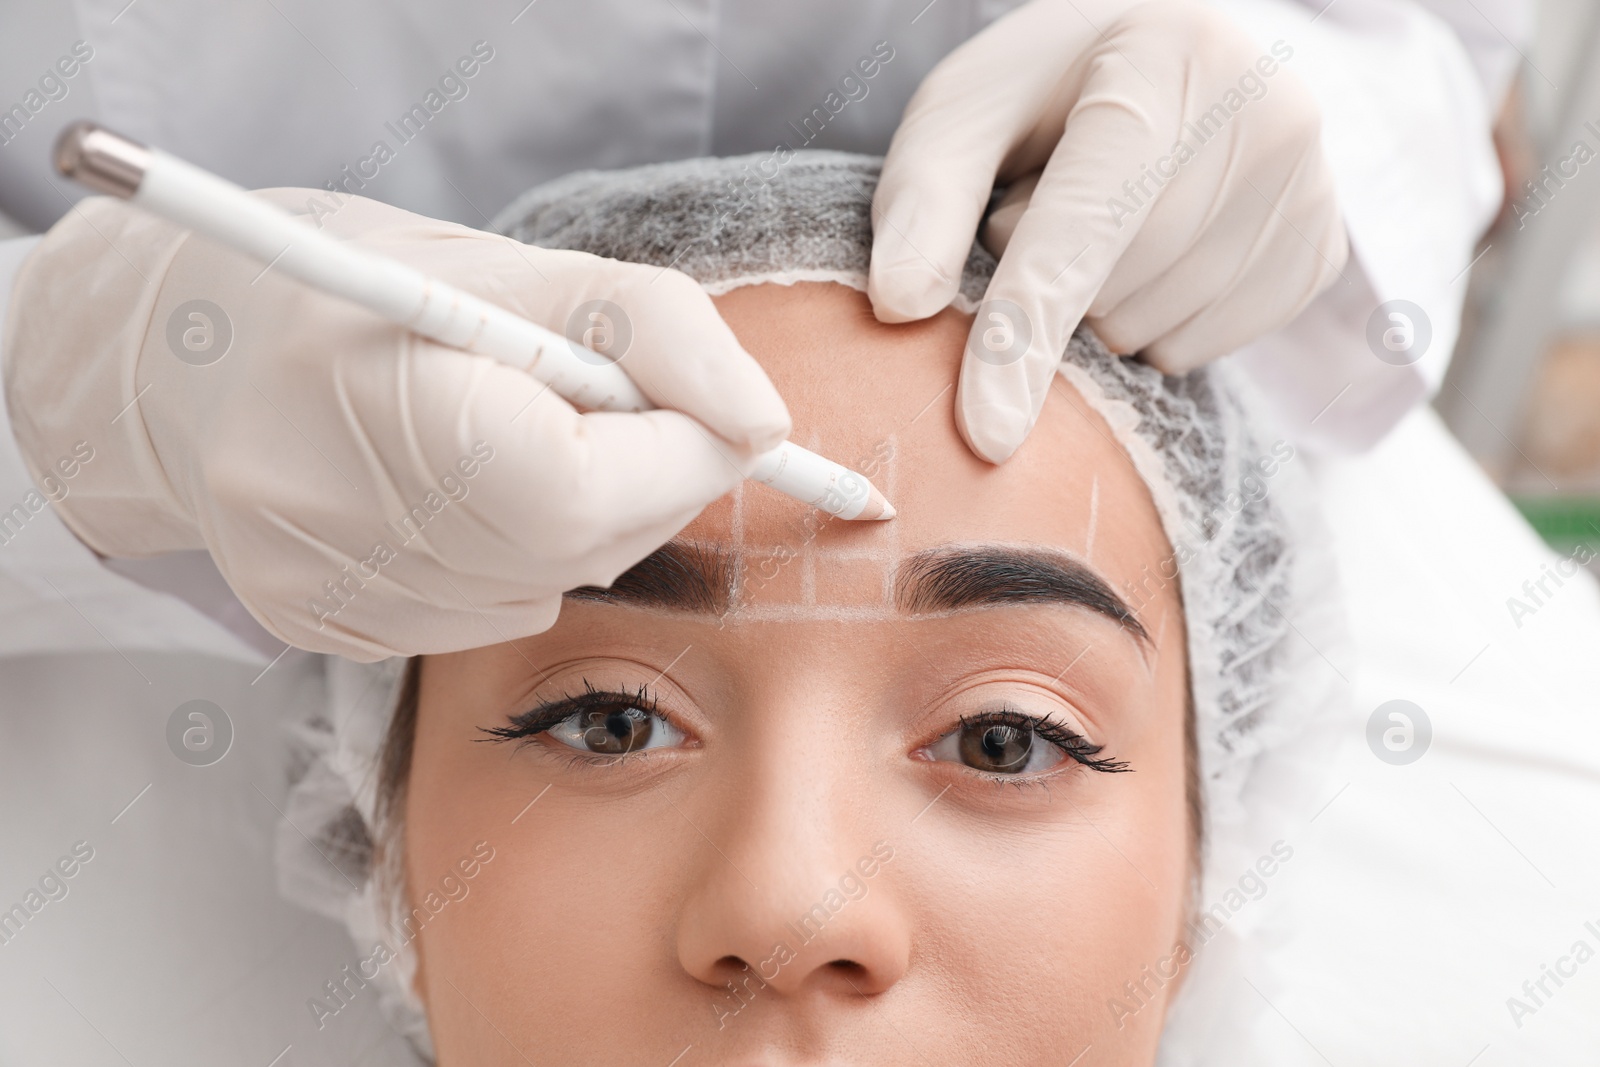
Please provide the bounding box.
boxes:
[1160,405,1600,1063]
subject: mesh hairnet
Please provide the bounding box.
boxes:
[277,150,1343,1060]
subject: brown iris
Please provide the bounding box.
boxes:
[576,705,655,754]
[957,721,1033,773]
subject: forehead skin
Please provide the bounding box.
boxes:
[693,283,1177,633]
[406,282,1192,1067]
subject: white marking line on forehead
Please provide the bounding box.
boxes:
[730,603,904,623]
[882,434,900,608]
[799,429,822,610]
[728,435,899,618]
[801,545,818,607]
[1084,475,1100,563]
[808,432,897,612]
[760,545,894,562]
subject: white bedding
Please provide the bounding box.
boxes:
[1163,406,1600,1065]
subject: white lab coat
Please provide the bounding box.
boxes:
[3,4,1570,1064]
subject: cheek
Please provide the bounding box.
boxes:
[892,808,1185,1058]
[418,815,677,984]
[890,652,1191,1057]
[406,733,697,1054]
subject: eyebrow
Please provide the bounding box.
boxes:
[566,540,738,614]
[894,545,1150,643]
[566,540,1147,642]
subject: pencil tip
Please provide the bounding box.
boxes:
[854,486,897,521]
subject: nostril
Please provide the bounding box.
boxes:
[708,954,769,997]
[827,959,866,977]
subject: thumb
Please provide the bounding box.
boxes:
[867,5,1081,324]
[958,53,1174,463]
[526,252,794,454]
[443,352,758,576]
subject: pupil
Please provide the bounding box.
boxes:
[959,722,1032,773]
[581,705,651,754]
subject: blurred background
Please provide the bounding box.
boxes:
[1436,0,1600,562]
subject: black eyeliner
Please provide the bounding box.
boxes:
[477,680,660,746]
[958,707,1132,774]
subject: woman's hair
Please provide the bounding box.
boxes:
[376,657,422,881]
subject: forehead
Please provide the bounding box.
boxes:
[687,283,1177,629]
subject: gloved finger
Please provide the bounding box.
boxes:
[1093,137,1348,366]
[1088,179,1276,354]
[957,56,1177,462]
[868,4,1101,325]
[517,409,753,566]
[868,139,1006,325]
[983,165,1208,335]
[478,244,792,454]
[984,163,1229,357]
[580,260,793,452]
[1139,195,1348,373]
[296,194,792,454]
[425,346,754,570]
[979,173,1040,260]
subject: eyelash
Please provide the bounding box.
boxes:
[953,707,1131,788]
[478,681,673,768]
[478,684,1132,784]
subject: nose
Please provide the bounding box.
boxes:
[674,768,911,1003]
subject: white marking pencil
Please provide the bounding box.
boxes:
[53,121,895,521]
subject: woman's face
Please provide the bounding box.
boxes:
[404,284,1192,1066]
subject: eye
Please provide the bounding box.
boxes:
[480,682,688,758]
[928,714,1064,775]
[546,700,685,755]
[923,708,1130,777]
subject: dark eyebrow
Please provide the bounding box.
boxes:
[565,541,1149,645]
[894,545,1150,644]
[566,540,737,614]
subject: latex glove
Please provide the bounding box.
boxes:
[869,0,1348,463]
[2,191,789,661]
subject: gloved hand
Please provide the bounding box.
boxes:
[2,191,789,660]
[869,0,1348,463]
